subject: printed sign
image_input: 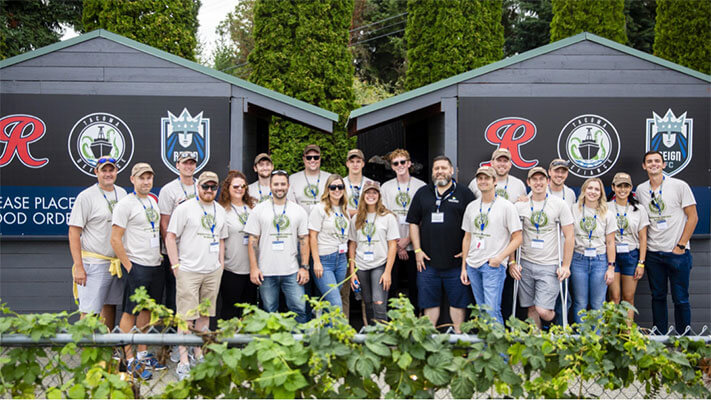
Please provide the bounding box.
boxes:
[557,114,620,178]
[161,108,210,174]
[67,112,134,176]
[0,114,49,168]
[646,108,693,176]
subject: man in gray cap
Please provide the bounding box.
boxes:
[249,153,274,203]
[547,159,576,210]
[468,148,527,202]
[288,144,331,215]
[343,149,374,217]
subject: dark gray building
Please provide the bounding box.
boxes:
[348,32,710,331]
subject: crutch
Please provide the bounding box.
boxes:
[556,221,569,328]
[511,217,523,319]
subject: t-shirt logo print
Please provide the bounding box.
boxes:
[495,188,509,200]
[304,184,319,199]
[474,213,489,230]
[108,200,118,213]
[395,192,411,208]
[272,214,291,231]
[530,211,548,229]
[201,214,216,231]
[579,216,597,233]
[237,212,249,225]
[616,215,629,233]
[362,221,376,238]
[649,198,666,215]
[335,215,348,233]
[348,194,358,208]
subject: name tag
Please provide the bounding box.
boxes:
[210,242,219,253]
[431,212,444,223]
[364,251,375,261]
[398,214,407,225]
[242,235,249,245]
[474,238,485,250]
[656,219,668,230]
[616,243,630,253]
[338,243,348,254]
[272,240,285,251]
[531,239,545,249]
[584,247,596,257]
[150,237,160,248]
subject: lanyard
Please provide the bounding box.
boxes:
[397,178,411,208]
[133,191,156,236]
[434,182,456,213]
[649,176,664,217]
[478,197,496,232]
[345,177,362,207]
[529,194,548,236]
[547,185,564,201]
[365,214,376,245]
[178,178,196,199]
[199,199,217,241]
[272,200,287,234]
[304,172,320,199]
[614,201,629,236]
[97,184,117,212]
[333,207,346,236]
[257,184,271,200]
[497,176,509,195]
[582,204,597,246]
[231,204,248,225]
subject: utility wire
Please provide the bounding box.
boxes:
[349,12,408,33]
[350,19,406,39]
[349,28,405,47]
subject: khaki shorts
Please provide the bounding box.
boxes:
[518,259,559,310]
[176,267,222,320]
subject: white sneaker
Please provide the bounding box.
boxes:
[176,362,191,381]
[170,345,181,363]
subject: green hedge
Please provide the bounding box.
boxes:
[653,0,711,75]
[550,0,627,44]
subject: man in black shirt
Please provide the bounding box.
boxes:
[407,156,476,332]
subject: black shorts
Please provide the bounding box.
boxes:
[122,263,165,315]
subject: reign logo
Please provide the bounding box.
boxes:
[161,108,210,175]
[68,113,134,176]
[557,114,620,178]
[646,109,693,176]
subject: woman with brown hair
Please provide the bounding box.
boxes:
[218,170,257,319]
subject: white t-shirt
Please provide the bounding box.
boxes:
[381,176,427,250]
[288,170,331,214]
[571,205,617,255]
[112,193,162,266]
[248,181,272,204]
[167,199,228,274]
[607,200,650,251]
[243,200,308,276]
[548,185,577,211]
[68,184,128,264]
[462,198,522,268]
[348,212,400,270]
[516,195,574,265]
[223,204,252,274]
[343,175,374,212]
[158,178,198,216]
[308,202,350,256]
[468,174,527,202]
[636,177,696,252]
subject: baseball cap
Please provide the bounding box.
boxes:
[303,144,321,155]
[197,171,219,186]
[95,157,117,169]
[131,162,154,177]
[549,159,570,170]
[612,172,632,186]
[254,153,272,165]
[361,181,381,193]
[347,149,364,160]
[475,166,496,179]
[491,148,511,161]
[177,151,197,162]
[527,167,549,179]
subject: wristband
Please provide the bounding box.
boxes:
[171,263,180,270]
[348,258,355,263]
[637,262,645,269]
[414,248,422,254]
[507,260,517,266]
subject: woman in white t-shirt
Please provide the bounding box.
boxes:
[608,172,649,323]
[348,181,400,324]
[309,174,350,311]
[218,170,257,320]
[570,177,617,325]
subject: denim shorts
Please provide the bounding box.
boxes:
[416,266,472,309]
[615,248,639,276]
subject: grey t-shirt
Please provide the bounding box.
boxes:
[607,200,650,251]
[112,193,162,266]
[462,198,522,268]
[223,204,251,274]
[381,176,427,250]
[248,181,272,204]
[288,170,331,214]
[348,212,400,271]
[516,195,574,265]
[308,202,350,256]
[636,177,696,252]
[158,178,198,216]
[167,199,228,274]
[468,174,527,202]
[548,185,577,211]
[571,205,617,255]
[343,175,374,212]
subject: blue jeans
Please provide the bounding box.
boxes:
[570,252,608,324]
[260,273,308,323]
[646,250,692,332]
[313,251,347,309]
[466,262,506,325]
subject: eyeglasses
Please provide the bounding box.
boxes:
[232,184,247,189]
[305,155,320,161]
[391,159,408,166]
[97,157,117,165]
[201,184,218,191]
[328,184,345,191]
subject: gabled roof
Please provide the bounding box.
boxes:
[0,29,339,123]
[349,32,711,122]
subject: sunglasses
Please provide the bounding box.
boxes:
[272,170,288,175]
[201,184,218,191]
[391,159,408,166]
[305,155,320,161]
[328,184,345,191]
[232,184,247,189]
[97,157,117,165]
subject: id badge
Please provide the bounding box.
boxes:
[150,237,160,248]
[616,243,630,253]
[584,247,596,257]
[531,239,545,249]
[398,214,407,225]
[364,251,375,261]
[338,243,348,254]
[272,240,285,251]
[474,238,485,250]
[242,235,249,245]
[656,219,668,230]
[209,242,219,253]
[431,212,444,223]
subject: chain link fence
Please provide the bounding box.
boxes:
[2,325,710,398]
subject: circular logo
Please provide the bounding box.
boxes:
[473,213,489,230]
[557,114,620,178]
[68,113,134,177]
[348,194,358,208]
[362,222,376,238]
[495,188,509,200]
[273,214,291,231]
[145,208,160,223]
[530,211,548,228]
[579,216,597,233]
[201,214,215,230]
[303,184,319,199]
[395,192,411,208]
[649,198,666,214]
[237,212,249,225]
[335,214,348,231]
[616,215,629,232]
[259,194,271,203]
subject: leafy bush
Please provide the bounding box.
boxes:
[653,0,711,74]
[550,0,628,44]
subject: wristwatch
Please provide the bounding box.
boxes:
[300,264,310,271]
[676,243,686,250]
[607,261,616,267]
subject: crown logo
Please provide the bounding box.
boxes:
[653,109,686,134]
[168,108,203,136]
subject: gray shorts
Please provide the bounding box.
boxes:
[77,262,125,314]
[518,259,559,310]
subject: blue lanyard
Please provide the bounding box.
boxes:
[365,214,375,245]
[434,182,456,213]
[133,191,156,236]
[582,204,597,244]
[333,207,346,236]
[547,185,564,201]
[257,184,271,200]
[397,178,411,208]
[497,176,509,195]
[346,177,362,207]
[97,184,117,211]
[272,200,286,234]
[649,176,664,217]
[304,173,320,199]
[478,197,496,232]
[199,199,217,241]
[529,194,548,236]
[231,204,248,225]
[178,178,196,199]
[614,201,628,236]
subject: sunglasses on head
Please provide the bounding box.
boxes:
[232,184,247,189]
[201,184,218,191]
[97,157,117,165]
[328,184,345,191]
[305,155,320,161]
[391,159,408,167]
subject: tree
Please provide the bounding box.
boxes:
[213,0,255,79]
[82,0,200,61]
[550,0,627,44]
[0,0,82,60]
[503,0,552,57]
[405,0,504,90]
[625,0,656,54]
[653,0,710,74]
[249,0,356,175]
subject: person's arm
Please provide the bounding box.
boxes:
[559,224,574,280]
[159,214,170,244]
[348,240,358,289]
[380,239,397,291]
[309,230,323,278]
[409,223,430,271]
[604,232,616,285]
[461,231,471,284]
[110,225,131,272]
[297,234,310,285]
[489,230,522,268]
[68,226,86,286]
[635,226,648,280]
[165,232,179,275]
[219,238,225,270]
[673,205,698,254]
[248,234,263,285]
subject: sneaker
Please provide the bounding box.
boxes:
[170,345,181,363]
[141,353,167,371]
[127,359,153,380]
[176,362,191,381]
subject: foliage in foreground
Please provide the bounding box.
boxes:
[0,292,709,399]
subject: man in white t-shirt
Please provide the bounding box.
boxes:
[249,153,274,203]
[110,163,164,380]
[510,167,574,329]
[288,144,331,215]
[166,171,227,380]
[245,170,310,323]
[636,151,698,332]
[468,148,527,202]
[547,159,577,210]
[344,149,374,217]
[68,157,128,329]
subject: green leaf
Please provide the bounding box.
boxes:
[450,375,474,399]
[46,387,62,399]
[423,365,449,386]
[397,352,413,370]
[67,383,86,399]
[365,340,390,357]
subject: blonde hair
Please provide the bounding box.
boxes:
[388,148,410,162]
[319,174,347,215]
[355,188,391,229]
[577,177,608,215]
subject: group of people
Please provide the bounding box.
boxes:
[69,144,697,380]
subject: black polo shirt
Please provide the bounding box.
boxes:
[406,182,476,270]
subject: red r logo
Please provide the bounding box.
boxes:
[484,117,538,168]
[0,114,49,168]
